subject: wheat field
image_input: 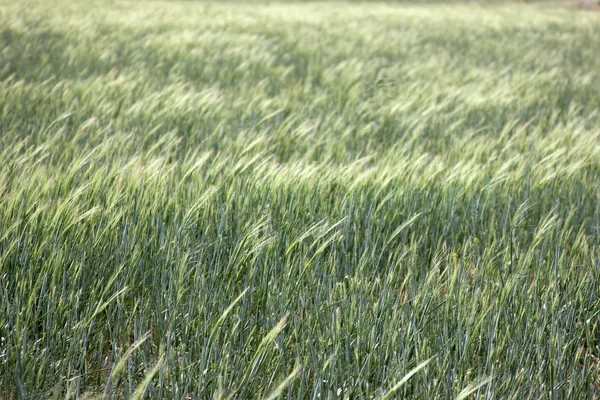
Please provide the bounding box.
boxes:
[1,0,600,398]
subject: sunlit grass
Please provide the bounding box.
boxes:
[1,0,600,398]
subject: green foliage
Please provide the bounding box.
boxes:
[1,0,599,398]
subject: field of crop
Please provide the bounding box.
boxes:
[1,0,600,398]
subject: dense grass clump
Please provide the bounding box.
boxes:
[1,0,600,398]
